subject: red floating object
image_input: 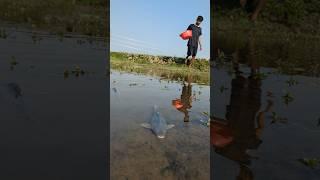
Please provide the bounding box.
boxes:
[211,120,234,148]
[180,30,192,40]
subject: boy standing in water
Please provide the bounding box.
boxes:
[186,16,203,67]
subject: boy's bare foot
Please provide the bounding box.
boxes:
[186,59,191,66]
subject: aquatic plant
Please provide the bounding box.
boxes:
[9,56,18,70]
[253,72,268,80]
[282,91,294,105]
[70,65,86,77]
[10,56,18,66]
[0,29,7,39]
[266,91,274,98]
[202,112,209,116]
[219,85,228,93]
[298,158,320,169]
[286,77,299,86]
[128,83,138,87]
[63,69,69,79]
[270,112,288,124]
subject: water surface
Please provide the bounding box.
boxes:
[110,71,210,180]
[212,33,320,180]
[0,26,107,179]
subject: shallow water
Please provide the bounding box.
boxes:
[0,27,107,179]
[211,33,320,180]
[110,71,210,180]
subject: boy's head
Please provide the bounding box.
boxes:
[196,16,203,26]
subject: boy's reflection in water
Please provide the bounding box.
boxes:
[213,48,273,179]
[172,75,193,122]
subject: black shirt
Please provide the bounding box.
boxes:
[187,24,202,47]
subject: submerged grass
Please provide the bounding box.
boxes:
[110,52,209,85]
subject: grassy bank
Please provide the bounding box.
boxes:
[214,0,320,38]
[0,0,107,37]
[110,52,210,85]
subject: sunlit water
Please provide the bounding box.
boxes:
[110,71,210,180]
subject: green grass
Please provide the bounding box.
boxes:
[110,52,209,85]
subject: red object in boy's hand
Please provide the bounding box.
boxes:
[180,30,192,40]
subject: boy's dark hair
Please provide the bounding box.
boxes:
[197,16,203,22]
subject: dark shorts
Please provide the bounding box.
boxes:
[187,46,198,57]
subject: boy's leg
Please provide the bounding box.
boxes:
[188,46,198,67]
[189,56,195,66]
[186,46,191,65]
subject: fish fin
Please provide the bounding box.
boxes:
[167,124,175,129]
[141,123,151,129]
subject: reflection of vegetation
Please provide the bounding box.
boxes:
[298,158,320,169]
[213,34,320,77]
[214,0,320,36]
[111,52,209,85]
[0,0,107,37]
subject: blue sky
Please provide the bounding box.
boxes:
[110,0,210,59]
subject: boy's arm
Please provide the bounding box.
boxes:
[199,29,202,50]
[199,37,202,50]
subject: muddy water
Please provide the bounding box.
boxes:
[212,33,320,180]
[110,71,210,180]
[0,27,107,179]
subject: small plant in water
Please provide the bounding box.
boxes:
[219,85,228,93]
[286,77,299,87]
[202,112,209,116]
[282,91,294,105]
[270,112,288,124]
[71,65,85,77]
[161,85,169,90]
[0,29,7,39]
[64,69,69,79]
[9,56,18,70]
[298,158,320,169]
[266,91,274,98]
[129,83,138,87]
[253,72,268,80]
